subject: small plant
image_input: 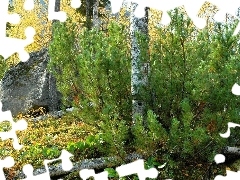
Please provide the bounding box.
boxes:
[105,168,118,179]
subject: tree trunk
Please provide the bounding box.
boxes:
[93,0,99,29]
[85,0,92,29]
[52,0,60,25]
[50,0,61,112]
[130,3,149,124]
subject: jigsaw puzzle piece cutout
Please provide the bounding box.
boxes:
[21,150,73,180]
[44,149,74,172]
[0,0,20,38]
[109,0,125,14]
[220,122,240,138]
[79,169,109,180]
[48,0,82,21]
[22,164,50,180]
[148,0,206,28]
[116,159,158,180]
[0,156,14,180]
[0,119,28,150]
[209,0,239,22]
[70,0,82,9]
[0,0,36,62]
[208,0,240,35]
[232,83,240,95]
[215,170,240,179]
[6,13,21,25]
[214,154,225,164]
[0,26,35,62]
[109,0,207,28]
[48,0,67,22]
[151,0,183,26]
[183,0,207,29]
[0,102,28,150]
[24,0,35,11]
[132,0,150,18]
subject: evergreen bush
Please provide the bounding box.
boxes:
[48,9,240,178]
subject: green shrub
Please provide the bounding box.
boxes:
[48,10,240,178]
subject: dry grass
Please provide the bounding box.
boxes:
[0,111,97,176]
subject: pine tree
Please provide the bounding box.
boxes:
[47,7,240,179]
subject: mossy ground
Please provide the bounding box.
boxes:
[0,111,97,178]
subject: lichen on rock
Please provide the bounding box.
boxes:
[0,48,62,117]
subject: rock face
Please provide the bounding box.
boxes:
[0,48,62,117]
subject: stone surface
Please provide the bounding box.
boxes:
[0,48,62,117]
[13,153,143,179]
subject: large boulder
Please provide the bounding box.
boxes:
[0,48,62,117]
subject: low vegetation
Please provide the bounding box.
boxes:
[0,7,240,180]
[0,111,97,178]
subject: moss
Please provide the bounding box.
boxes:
[228,158,240,172]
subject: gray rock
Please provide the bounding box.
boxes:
[49,110,65,118]
[66,107,75,112]
[31,110,64,121]
[0,48,62,117]
[13,153,143,179]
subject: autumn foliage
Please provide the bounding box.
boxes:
[6,0,84,66]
